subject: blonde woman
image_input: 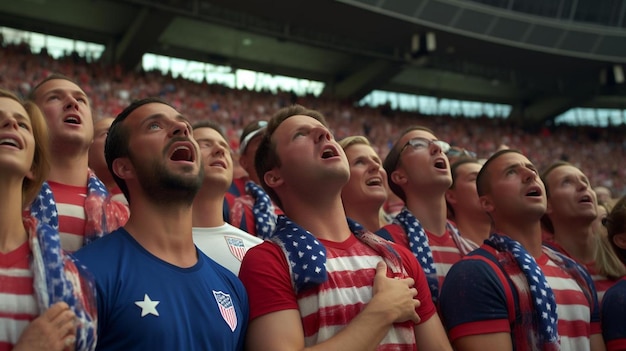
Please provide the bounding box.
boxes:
[338,135,390,232]
[541,161,625,302]
[0,89,96,351]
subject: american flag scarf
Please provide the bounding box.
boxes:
[246,181,277,240]
[487,233,560,351]
[29,170,129,247]
[270,215,406,294]
[26,216,97,351]
[393,207,477,303]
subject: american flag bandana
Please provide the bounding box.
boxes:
[27,216,97,351]
[393,208,439,302]
[270,215,407,294]
[487,233,560,350]
[246,181,277,239]
[212,290,237,332]
[392,207,476,303]
[29,170,129,247]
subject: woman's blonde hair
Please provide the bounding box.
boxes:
[605,196,626,268]
[338,135,371,150]
[0,89,50,206]
[594,233,626,279]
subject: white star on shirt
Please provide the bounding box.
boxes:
[135,294,160,317]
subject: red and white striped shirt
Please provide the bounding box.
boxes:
[383,226,465,289]
[48,181,87,252]
[240,234,436,350]
[540,254,601,350]
[426,230,464,289]
[0,242,37,351]
[585,263,617,304]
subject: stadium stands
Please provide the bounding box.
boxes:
[1,41,623,197]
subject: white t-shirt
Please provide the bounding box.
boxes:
[193,223,263,275]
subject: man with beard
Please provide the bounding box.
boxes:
[74,98,248,350]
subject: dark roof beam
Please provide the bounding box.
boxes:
[508,94,592,127]
[327,60,405,100]
[105,7,174,70]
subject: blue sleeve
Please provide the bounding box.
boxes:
[73,242,110,340]
[209,258,249,351]
[602,281,626,343]
[439,257,509,332]
[235,280,249,351]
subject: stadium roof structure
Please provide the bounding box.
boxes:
[2,0,626,126]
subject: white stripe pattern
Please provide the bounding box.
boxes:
[558,335,592,351]
[0,317,30,345]
[0,268,31,277]
[56,203,86,220]
[0,293,37,315]
[298,248,416,347]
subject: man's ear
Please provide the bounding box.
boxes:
[263,169,283,188]
[480,195,494,213]
[445,189,457,205]
[112,158,134,180]
[390,169,407,187]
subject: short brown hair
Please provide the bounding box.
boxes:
[450,158,481,189]
[192,120,227,140]
[382,126,435,202]
[28,73,83,101]
[254,105,327,209]
[475,149,522,197]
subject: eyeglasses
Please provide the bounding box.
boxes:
[400,137,450,154]
[392,137,450,170]
[446,147,477,159]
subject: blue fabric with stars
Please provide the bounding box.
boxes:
[270,215,406,294]
[30,181,58,229]
[393,208,439,302]
[245,181,277,240]
[270,215,327,293]
[487,233,559,348]
[27,217,97,351]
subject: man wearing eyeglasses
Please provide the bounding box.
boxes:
[377,126,478,303]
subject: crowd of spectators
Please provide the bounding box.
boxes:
[1,41,624,196]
